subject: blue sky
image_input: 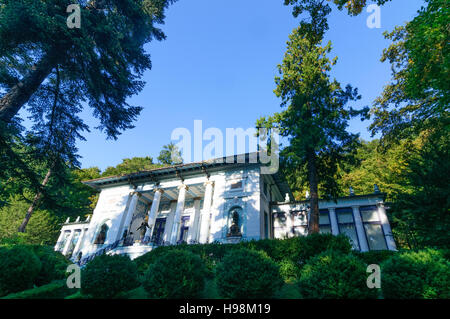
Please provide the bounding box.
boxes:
[74,0,424,170]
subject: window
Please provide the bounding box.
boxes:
[336,208,359,250]
[360,206,387,250]
[151,218,166,245]
[319,209,332,234]
[230,181,243,190]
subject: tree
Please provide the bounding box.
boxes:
[370,0,449,145]
[157,142,183,165]
[0,0,176,139]
[102,156,162,177]
[283,0,393,42]
[257,28,367,233]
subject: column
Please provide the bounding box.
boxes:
[352,206,369,252]
[170,184,188,244]
[143,188,164,243]
[72,228,87,257]
[378,203,397,251]
[328,208,339,236]
[62,230,75,256]
[54,230,65,251]
[190,198,202,243]
[199,180,214,244]
[121,191,141,240]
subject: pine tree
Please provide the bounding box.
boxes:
[258,27,367,233]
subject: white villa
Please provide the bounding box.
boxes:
[54,153,397,264]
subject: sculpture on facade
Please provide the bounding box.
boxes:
[227,209,242,237]
[94,224,108,244]
[136,220,150,241]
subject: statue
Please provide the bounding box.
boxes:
[94,224,108,244]
[227,209,242,237]
[136,220,150,241]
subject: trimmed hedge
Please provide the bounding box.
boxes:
[297,250,378,299]
[0,245,41,296]
[1,280,74,299]
[381,249,450,299]
[134,234,353,274]
[81,254,140,299]
[216,249,283,299]
[143,250,207,299]
[31,245,70,286]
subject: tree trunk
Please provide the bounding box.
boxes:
[307,150,320,234]
[0,53,56,123]
[18,168,52,233]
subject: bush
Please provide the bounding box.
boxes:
[297,251,378,299]
[1,280,74,299]
[143,250,207,299]
[0,245,41,296]
[81,254,139,299]
[32,246,70,286]
[278,258,300,283]
[381,249,450,299]
[354,250,396,266]
[216,249,283,299]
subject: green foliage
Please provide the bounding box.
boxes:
[371,0,449,143]
[337,139,412,200]
[298,250,378,299]
[0,194,63,245]
[143,250,207,299]
[1,280,74,299]
[31,245,70,286]
[353,250,396,266]
[278,258,300,283]
[157,142,183,165]
[134,235,352,278]
[81,254,139,299]
[0,245,41,296]
[102,156,162,177]
[381,249,450,299]
[216,249,283,299]
[389,126,450,249]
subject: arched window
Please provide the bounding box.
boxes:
[94,223,109,245]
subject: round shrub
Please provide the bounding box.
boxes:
[143,250,207,298]
[81,254,139,299]
[32,245,70,286]
[216,248,283,298]
[381,249,450,299]
[0,245,41,296]
[279,258,300,283]
[298,250,378,299]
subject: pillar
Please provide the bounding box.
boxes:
[199,180,214,244]
[352,206,369,252]
[328,208,339,236]
[144,188,164,243]
[121,191,141,240]
[62,230,75,256]
[378,203,397,251]
[72,228,87,258]
[170,184,188,244]
[54,230,65,251]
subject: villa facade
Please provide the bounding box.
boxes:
[54,154,396,263]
